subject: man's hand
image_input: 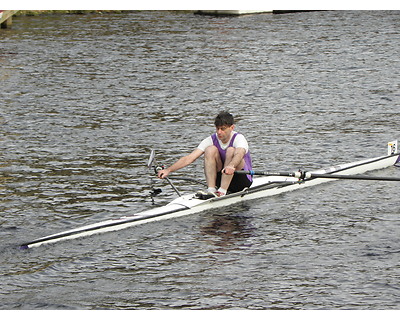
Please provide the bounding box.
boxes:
[157,168,171,179]
[222,166,235,175]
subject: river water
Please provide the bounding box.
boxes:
[1,10,400,310]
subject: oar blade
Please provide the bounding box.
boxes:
[147,149,156,168]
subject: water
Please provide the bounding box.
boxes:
[1,10,400,309]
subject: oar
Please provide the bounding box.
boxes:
[236,170,400,182]
[164,175,182,196]
[147,149,182,196]
[299,172,400,181]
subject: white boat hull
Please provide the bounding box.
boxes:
[20,148,400,249]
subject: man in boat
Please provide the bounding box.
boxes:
[157,111,252,198]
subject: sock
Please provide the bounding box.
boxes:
[207,187,217,193]
[217,187,227,195]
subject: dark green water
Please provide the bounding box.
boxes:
[1,11,399,309]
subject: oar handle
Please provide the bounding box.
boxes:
[236,170,300,178]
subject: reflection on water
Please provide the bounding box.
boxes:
[200,206,256,250]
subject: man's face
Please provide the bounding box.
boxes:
[216,124,234,144]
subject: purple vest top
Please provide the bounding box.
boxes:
[211,133,253,181]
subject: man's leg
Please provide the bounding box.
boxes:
[220,147,245,192]
[204,146,223,190]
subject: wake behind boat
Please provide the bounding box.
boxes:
[20,141,400,249]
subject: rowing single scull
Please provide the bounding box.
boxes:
[20,140,400,249]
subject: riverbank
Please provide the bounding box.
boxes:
[15,10,130,16]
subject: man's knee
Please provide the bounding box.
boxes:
[204,146,223,169]
[225,147,235,157]
[204,145,219,157]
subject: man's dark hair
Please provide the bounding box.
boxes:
[214,111,234,127]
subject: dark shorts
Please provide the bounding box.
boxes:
[216,172,252,194]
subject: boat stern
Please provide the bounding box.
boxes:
[387,140,400,166]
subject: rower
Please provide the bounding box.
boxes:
[157,112,253,199]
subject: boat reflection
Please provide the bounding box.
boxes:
[199,204,257,250]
